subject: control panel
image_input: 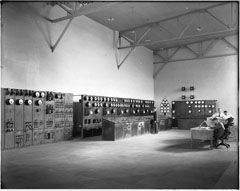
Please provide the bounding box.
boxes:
[1,88,73,150]
[172,100,217,129]
[44,91,55,144]
[54,93,65,142]
[32,91,45,145]
[23,90,33,146]
[78,94,154,138]
[64,93,74,140]
[1,88,15,149]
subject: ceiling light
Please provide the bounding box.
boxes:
[196,26,202,31]
[130,30,135,34]
[145,39,151,42]
[185,7,189,10]
[107,17,115,22]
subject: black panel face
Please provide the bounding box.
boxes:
[172,100,217,129]
[172,100,217,119]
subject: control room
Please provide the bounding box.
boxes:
[1,1,239,189]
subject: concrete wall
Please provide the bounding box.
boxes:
[154,37,238,123]
[1,2,154,101]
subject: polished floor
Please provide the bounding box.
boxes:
[1,129,239,189]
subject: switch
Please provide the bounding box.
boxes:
[35,100,43,106]
[34,92,40,98]
[6,98,14,105]
[16,99,24,105]
[40,92,45,98]
[85,102,91,107]
[25,99,32,105]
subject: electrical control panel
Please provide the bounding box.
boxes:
[78,94,154,138]
[43,91,55,144]
[54,93,65,142]
[23,90,33,146]
[14,89,24,148]
[1,88,15,149]
[32,91,45,145]
[172,100,217,129]
[1,88,73,150]
[102,117,152,141]
[64,93,74,140]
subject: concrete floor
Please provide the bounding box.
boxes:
[1,129,239,189]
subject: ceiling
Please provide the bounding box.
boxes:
[85,2,238,51]
[39,2,238,52]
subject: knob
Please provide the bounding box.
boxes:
[6,98,14,105]
[18,90,22,96]
[25,99,32,105]
[40,92,45,98]
[34,92,40,98]
[85,102,91,107]
[95,109,100,114]
[10,89,14,95]
[15,89,19,95]
[5,88,10,95]
[35,100,43,106]
[16,99,24,105]
[84,96,88,101]
[24,90,28,96]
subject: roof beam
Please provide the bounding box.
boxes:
[118,29,238,50]
[120,2,227,34]
[47,2,120,23]
[205,10,230,29]
[153,53,237,64]
[221,37,238,52]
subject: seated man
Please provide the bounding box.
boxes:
[210,108,225,120]
[210,118,225,147]
[223,110,234,129]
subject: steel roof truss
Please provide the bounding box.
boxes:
[205,10,230,29]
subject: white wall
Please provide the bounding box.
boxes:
[154,38,238,123]
[1,2,154,101]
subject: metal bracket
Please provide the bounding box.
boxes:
[115,27,152,69]
[50,17,74,52]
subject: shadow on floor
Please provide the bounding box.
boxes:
[157,138,213,153]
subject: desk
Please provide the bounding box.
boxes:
[191,127,214,148]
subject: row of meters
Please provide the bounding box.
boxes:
[5,93,66,107]
[84,102,151,108]
[173,100,216,105]
[5,88,65,99]
[83,95,154,104]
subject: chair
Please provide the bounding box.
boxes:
[216,128,231,148]
[216,118,234,149]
